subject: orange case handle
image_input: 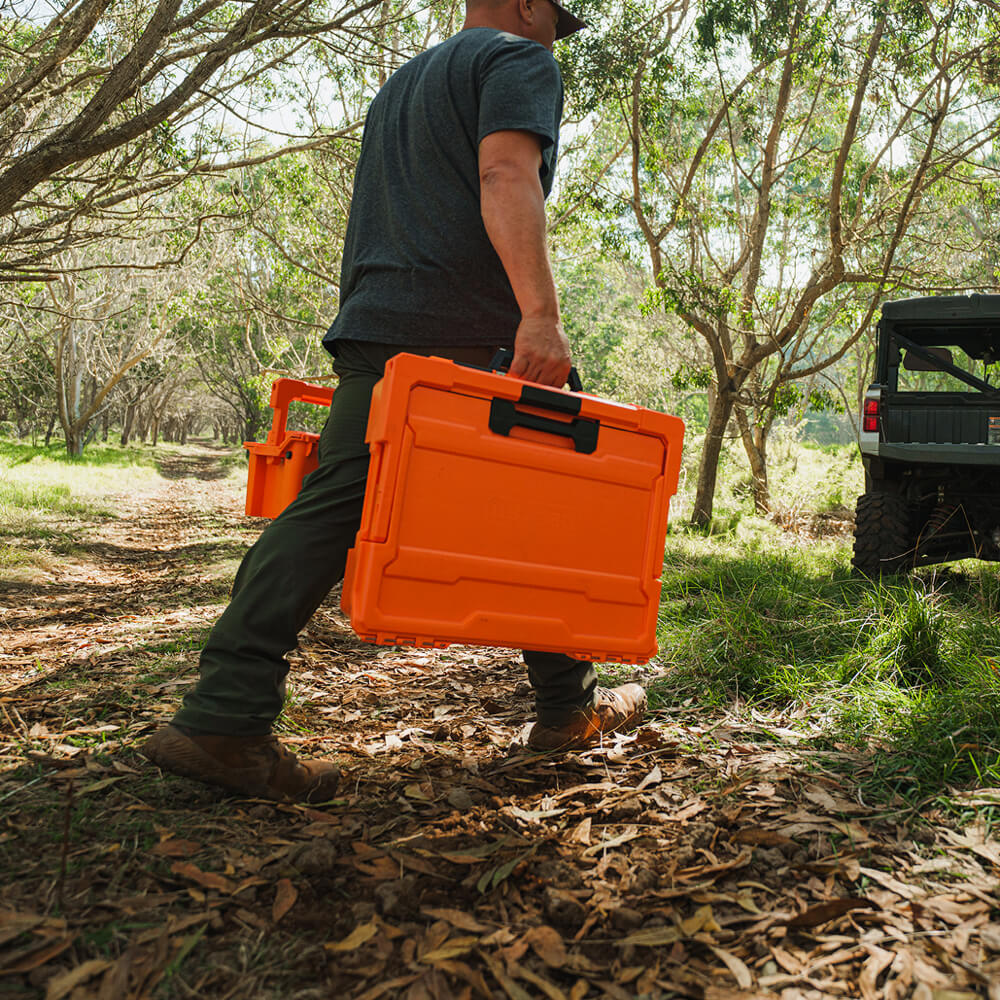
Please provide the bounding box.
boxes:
[266,378,335,445]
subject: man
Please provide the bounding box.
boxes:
[143,0,647,804]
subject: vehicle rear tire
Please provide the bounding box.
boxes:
[852,491,914,577]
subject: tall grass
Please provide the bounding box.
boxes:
[652,436,1000,803]
[652,524,1000,802]
[0,438,164,502]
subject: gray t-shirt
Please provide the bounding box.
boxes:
[323,28,563,354]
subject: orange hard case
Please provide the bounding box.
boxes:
[244,378,335,518]
[341,353,684,663]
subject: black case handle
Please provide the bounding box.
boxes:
[488,399,599,453]
[486,352,598,454]
[489,349,584,393]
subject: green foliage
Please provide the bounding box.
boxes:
[555,0,1000,526]
[670,366,713,391]
[652,519,1000,798]
[694,0,802,60]
[847,585,946,688]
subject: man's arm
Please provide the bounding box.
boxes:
[479,129,571,388]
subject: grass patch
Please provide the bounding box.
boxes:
[0,439,163,565]
[0,438,165,468]
[652,524,1000,804]
[0,437,246,578]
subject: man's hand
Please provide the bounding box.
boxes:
[510,314,572,387]
[479,130,573,388]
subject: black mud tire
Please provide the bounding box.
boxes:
[852,491,914,577]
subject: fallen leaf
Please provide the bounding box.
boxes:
[734,888,762,914]
[982,924,1000,951]
[803,785,856,813]
[272,878,297,923]
[480,948,533,1000]
[439,840,508,864]
[45,958,111,1000]
[785,897,873,928]
[150,839,202,858]
[567,817,591,845]
[582,828,642,857]
[0,911,46,948]
[859,945,895,1000]
[353,974,422,1000]
[673,799,708,821]
[507,958,569,999]
[169,862,234,894]
[350,856,400,879]
[477,850,533,893]
[325,920,378,952]
[421,907,490,933]
[0,936,75,974]
[403,782,432,801]
[710,946,752,989]
[733,827,796,848]
[525,925,567,968]
[680,905,721,935]
[858,866,919,900]
[676,850,752,882]
[77,776,128,795]
[420,935,479,962]
[621,926,681,947]
[636,764,662,790]
[770,944,803,974]
[508,805,566,823]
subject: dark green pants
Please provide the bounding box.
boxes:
[173,341,597,736]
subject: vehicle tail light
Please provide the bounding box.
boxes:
[863,397,880,433]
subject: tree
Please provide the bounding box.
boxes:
[0,0,413,281]
[11,242,196,454]
[561,0,1000,524]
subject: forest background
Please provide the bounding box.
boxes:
[4,0,1000,525]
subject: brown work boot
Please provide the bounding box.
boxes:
[141,723,340,804]
[526,683,647,751]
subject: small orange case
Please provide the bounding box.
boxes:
[341,353,684,663]
[244,378,335,518]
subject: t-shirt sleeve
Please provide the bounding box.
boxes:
[477,37,563,152]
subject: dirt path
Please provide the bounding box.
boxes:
[1,446,250,681]
[1,444,999,999]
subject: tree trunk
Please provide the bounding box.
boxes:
[691,389,736,528]
[64,426,85,456]
[735,405,770,515]
[121,403,135,445]
[136,407,150,442]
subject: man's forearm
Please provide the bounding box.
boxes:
[478,130,571,386]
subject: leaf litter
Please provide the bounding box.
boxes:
[0,444,998,998]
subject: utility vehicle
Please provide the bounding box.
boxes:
[853,294,1000,575]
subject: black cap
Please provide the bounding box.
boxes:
[552,0,587,38]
